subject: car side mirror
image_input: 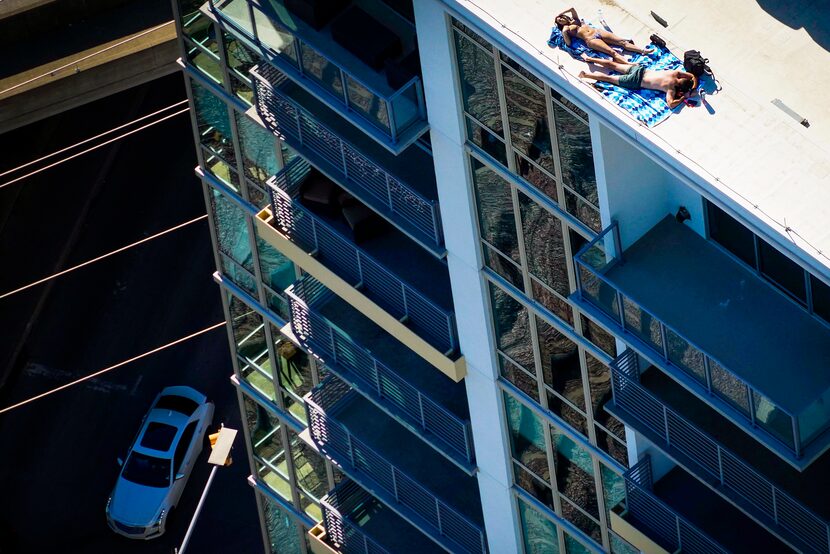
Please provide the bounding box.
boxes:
[117,457,124,467]
[175,473,185,481]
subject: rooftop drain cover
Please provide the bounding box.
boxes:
[772,98,810,128]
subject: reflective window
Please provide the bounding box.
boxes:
[503,66,555,178]
[490,283,534,371]
[811,275,830,324]
[519,193,569,297]
[236,112,278,187]
[551,430,598,520]
[518,498,561,554]
[211,188,253,272]
[192,79,236,165]
[260,492,303,554]
[601,465,626,514]
[454,30,502,135]
[505,393,549,483]
[706,201,756,267]
[473,157,520,264]
[288,429,328,501]
[759,238,806,303]
[552,100,598,231]
[537,318,584,411]
[256,227,295,293]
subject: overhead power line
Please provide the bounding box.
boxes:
[0,321,226,416]
[0,106,191,190]
[0,99,188,179]
[0,214,208,300]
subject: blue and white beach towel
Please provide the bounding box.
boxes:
[548,26,684,127]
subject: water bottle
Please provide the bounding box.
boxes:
[598,9,611,31]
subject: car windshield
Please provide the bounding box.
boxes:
[122,452,171,488]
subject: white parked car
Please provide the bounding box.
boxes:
[106,386,214,539]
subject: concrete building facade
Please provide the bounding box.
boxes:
[173,0,830,552]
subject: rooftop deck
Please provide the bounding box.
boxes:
[449,0,830,275]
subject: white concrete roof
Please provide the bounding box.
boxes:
[445,0,830,276]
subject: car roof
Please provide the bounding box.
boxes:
[132,407,192,457]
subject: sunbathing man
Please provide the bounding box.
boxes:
[555,7,653,63]
[578,56,698,109]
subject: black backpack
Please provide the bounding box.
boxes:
[683,50,709,76]
[684,50,722,92]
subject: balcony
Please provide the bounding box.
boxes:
[270,157,456,355]
[573,216,830,465]
[251,64,441,253]
[614,456,792,554]
[609,349,830,554]
[284,274,473,469]
[305,376,486,554]
[209,0,427,151]
[310,480,444,554]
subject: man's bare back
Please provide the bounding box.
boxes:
[579,56,697,108]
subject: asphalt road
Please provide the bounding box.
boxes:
[0,74,263,553]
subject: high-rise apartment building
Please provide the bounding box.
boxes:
[172,0,830,552]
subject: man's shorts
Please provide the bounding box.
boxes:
[617,64,645,90]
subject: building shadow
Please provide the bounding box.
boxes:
[755,0,830,53]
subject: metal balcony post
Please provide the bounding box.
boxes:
[374,360,383,396]
[792,416,802,458]
[388,98,398,143]
[663,405,671,445]
[703,356,713,393]
[293,109,303,145]
[328,326,337,364]
[340,141,349,179]
[339,70,349,107]
[418,394,426,429]
[617,291,626,328]
[747,385,756,426]
[660,323,669,360]
[716,447,724,485]
[771,488,779,524]
[436,499,443,535]
[390,468,400,501]
[400,283,409,320]
[385,174,395,211]
[345,429,356,466]
[676,517,683,551]
[355,251,364,285]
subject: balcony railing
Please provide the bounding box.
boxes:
[208,0,426,146]
[305,377,486,554]
[271,158,457,354]
[573,222,804,457]
[285,275,472,464]
[321,480,390,554]
[251,64,442,251]
[611,349,830,554]
[625,456,728,554]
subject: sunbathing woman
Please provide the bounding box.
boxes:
[555,7,653,63]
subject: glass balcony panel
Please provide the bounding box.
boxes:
[622,297,662,353]
[251,5,298,66]
[578,267,620,321]
[345,74,390,134]
[798,389,830,445]
[665,328,706,385]
[709,360,751,417]
[389,81,421,135]
[213,0,254,36]
[298,43,344,99]
[753,390,795,449]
